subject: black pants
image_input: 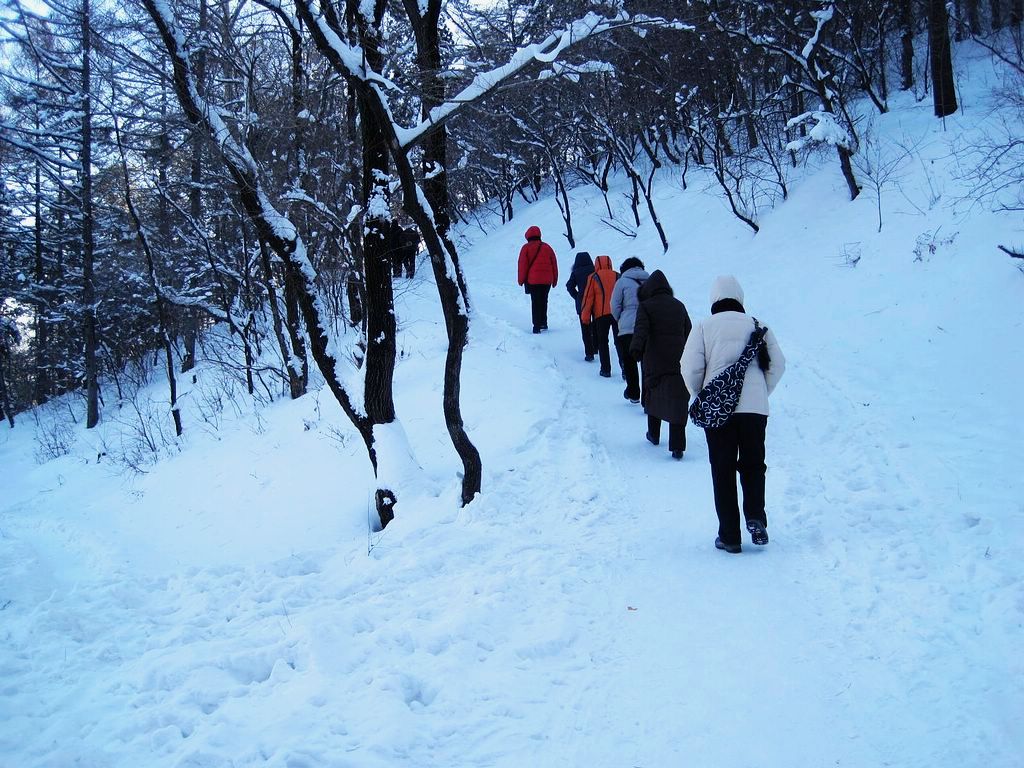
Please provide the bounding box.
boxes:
[648,414,685,453]
[616,333,640,399]
[578,318,596,358]
[529,284,550,331]
[591,315,614,374]
[704,413,768,547]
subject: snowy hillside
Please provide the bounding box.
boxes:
[1,46,1022,768]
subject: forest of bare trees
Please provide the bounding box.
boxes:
[1,0,1022,524]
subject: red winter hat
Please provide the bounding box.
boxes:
[525,225,541,241]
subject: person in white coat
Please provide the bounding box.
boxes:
[682,275,786,553]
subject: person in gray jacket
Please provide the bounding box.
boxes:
[682,275,786,554]
[611,257,649,402]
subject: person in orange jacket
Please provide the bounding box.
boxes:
[517,225,558,334]
[580,255,618,377]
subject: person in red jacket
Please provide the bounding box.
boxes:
[580,255,618,377]
[517,225,558,334]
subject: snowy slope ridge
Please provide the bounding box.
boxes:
[1,46,1022,767]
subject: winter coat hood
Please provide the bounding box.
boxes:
[580,256,617,322]
[525,225,542,241]
[710,274,744,305]
[572,251,594,270]
[639,269,673,300]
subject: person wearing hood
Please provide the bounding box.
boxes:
[682,275,786,554]
[630,270,692,459]
[580,255,619,377]
[565,252,597,361]
[517,225,559,334]
[611,257,649,402]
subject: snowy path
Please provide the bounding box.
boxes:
[452,260,1017,767]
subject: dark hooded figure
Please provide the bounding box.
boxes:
[517,225,558,334]
[630,270,692,459]
[565,252,596,360]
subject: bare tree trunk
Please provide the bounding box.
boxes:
[900,0,915,89]
[81,0,99,429]
[400,0,481,504]
[0,351,13,428]
[284,273,309,389]
[113,115,183,437]
[929,0,959,117]
[257,238,305,399]
[33,152,50,405]
[351,0,399,527]
[181,0,208,375]
[284,12,309,395]
[967,0,982,33]
[549,152,575,247]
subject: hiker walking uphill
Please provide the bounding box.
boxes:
[630,270,692,460]
[565,252,597,361]
[682,275,786,554]
[517,225,559,334]
[611,257,649,402]
[580,255,618,377]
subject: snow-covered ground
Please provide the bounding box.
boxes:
[1,46,1022,768]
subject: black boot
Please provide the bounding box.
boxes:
[715,537,742,554]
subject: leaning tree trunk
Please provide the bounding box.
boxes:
[395,0,482,505]
[929,0,959,118]
[144,0,398,529]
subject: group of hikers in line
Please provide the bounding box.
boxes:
[517,225,786,553]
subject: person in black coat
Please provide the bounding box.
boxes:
[565,251,596,361]
[630,270,693,459]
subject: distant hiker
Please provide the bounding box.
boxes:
[611,257,649,402]
[517,225,559,334]
[580,255,618,377]
[682,275,786,554]
[631,270,692,460]
[565,251,597,361]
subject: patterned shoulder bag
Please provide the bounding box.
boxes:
[688,319,768,429]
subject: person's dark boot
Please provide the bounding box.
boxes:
[746,520,769,546]
[715,537,742,554]
[599,369,611,378]
[671,450,684,460]
[645,432,659,446]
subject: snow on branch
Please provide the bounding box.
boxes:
[395,12,691,148]
[537,59,615,83]
[293,0,398,91]
[802,3,835,62]
[786,110,851,152]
